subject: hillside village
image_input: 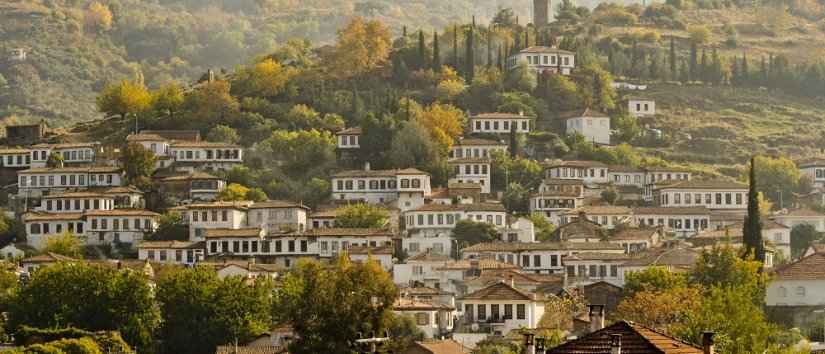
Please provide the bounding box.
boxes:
[3,0,825,353]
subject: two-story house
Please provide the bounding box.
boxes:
[457,282,546,336]
[35,191,117,214]
[137,240,205,265]
[460,242,625,275]
[23,212,85,249]
[529,190,584,225]
[507,46,575,75]
[18,166,123,197]
[331,166,431,211]
[403,203,509,257]
[632,206,710,237]
[449,138,507,160]
[544,160,609,185]
[126,133,173,169]
[247,201,310,234]
[393,298,456,339]
[30,142,99,168]
[169,141,243,172]
[561,109,611,146]
[0,148,32,169]
[449,158,492,194]
[183,201,251,241]
[85,209,160,246]
[767,252,825,307]
[158,171,227,202]
[469,113,532,134]
[309,227,395,259]
[654,180,748,213]
[336,127,361,150]
[560,207,634,230]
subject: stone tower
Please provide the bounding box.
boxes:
[534,0,550,27]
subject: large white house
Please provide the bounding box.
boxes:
[507,46,575,75]
[138,240,205,265]
[182,201,252,241]
[449,158,491,194]
[449,138,507,160]
[457,282,546,336]
[18,166,123,197]
[561,109,611,145]
[767,252,825,306]
[469,113,532,134]
[627,97,656,117]
[169,141,243,172]
[404,203,508,238]
[654,180,748,211]
[460,242,625,274]
[247,201,310,234]
[633,206,710,237]
[0,148,32,168]
[30,142,99,168]
[85,209,160,246]
[331,167,431,211]
[544,160,609,185]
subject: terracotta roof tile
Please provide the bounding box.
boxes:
[773,252,825,280]
[461,242,623,253]
[412,339,471,354]
[394,298,454,311]
[204,228,264,239]
[519,46,575,55]
[459,281,539,301]
[546,320,704,354]
[655,180,747,190]
[471,112,533,119]
[455,138,506,146]
[411,203,505,212]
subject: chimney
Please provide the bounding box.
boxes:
[702,332,715,354]
[117,261,122,270]
[519,110,524,117]
[588,304,605,332]
[364,162,371,171]
[509,275,515,288]
[610,334,621,354]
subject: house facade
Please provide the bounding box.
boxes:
[138,240,205,265]
[469,113,532,134]
[561,109,611,145]
[654,180,748,211]
[449,138,507,160]
[633,206,710,237]
[449,158,491,194]
[331,167,431,211]
[457,282,545,336]
[247,201,310,234]
[507,46,575,75]
[627,98,656,117]
[544,161,609,185]
[18,167,123,197]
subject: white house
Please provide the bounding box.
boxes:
[627,97,656,117]
[0,148,31,168]
[393,298,455,339]
[772,209,825,233]
[449,158,491,194]
[561,109,611,145]
[608,227,663,253]
[393,250,453,287]
[126,133,173,169]
[308,227,395,259]
[336,127,361,150]
[169,141,243,172]
[247,200,310,234]
[35,191,116,213]
[529,190,585,225]
[544,160,609,185]
[460,242,625,275]
[799,160,825,188]
[766,252,825,306]
[449,138,507,160]
[469,112,532,134]
[23,212,85,249]
[560,206,634,230]
[138,240,205,265]
[633,206,710,237]
[0,243,25,260]
[348,245,394,271]
[404,203,508,238]
[84,209,160,246]
[654,180,748,211]
[183,201,251,241]
[331,166,431,211]
[204,227,315,269]
[507,46,575,75]
[457,282,545,336]
[18,166,123,197]
[30,142,99,168]
[563,252,630,287]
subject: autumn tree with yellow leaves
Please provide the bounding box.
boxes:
[417,103,465,154]
[232,58,296,98]
[84,2,113,33]
[96,79,152,120]
[329,17,391,80]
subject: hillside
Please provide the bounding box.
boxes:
[0,0,532,127]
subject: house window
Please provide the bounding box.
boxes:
[796,286,806,296]
[779,286,787,298]
[504,304,513,319]
[477,304,486,320]
[533,255,541,267]
[416,313,429,325]
[522,255,530,267]
[516,304,526,319]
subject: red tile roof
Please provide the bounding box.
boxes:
[409,340,471,354]
[471,112,533,119]
[459,281,539,301]
[546,320,704,354]
[773,252,825,280]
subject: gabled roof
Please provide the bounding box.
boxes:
[204,228,264,239]
[436,258,520,271]
[518,46,575,55]
[411,202,505,213]
[407,250,452,263]
[632,207,710,216]
[623,247,699,268]
[332,168,429,178]
[470,112,533,120]
[336,127,362,135]
[454,138,506,146]
[21,252,77,264]
[545,320,704,354]
[773,252,825,280]
[654,180,747,190]
[461,242,623,253]
[302,228,394,238]
[410,340,471,354]
[563,206,632,215]
[545,160,609,168]
[463,269,563,288]
[249,200,309,210]
[611,228,660,241]
[459,281,539,301]
[558,108,610,120]
[126,133,167,142]
[773,208,825,218]
[138,241,204,250]
[394,298,454,311]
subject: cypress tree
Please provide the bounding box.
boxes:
[509,125,519,158]
[743,156,765,264]
[487,27,493,67]
[741,53,749,85]
[711,47,722,84]
[498,44,504,71]
[669,37,677,78]
[761,56,768,84]
[432,32,441,71]
[689,42,698,81]
[453,25,459,69]
[466,27,475,82]
[418,30,426,69]
[402,26,407,39]
[525,27,530,48]
[700,47,708,82]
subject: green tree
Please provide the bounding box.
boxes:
[183,80,240,126]
[151,82,184,119]
[232,58,295,98]
[624,267,688,296]
[217,183,263,201]
[600,188,618,205]
[8,263,160,350]
[43,232,83,259]
[689,244,767,305]
[452,219,499,247]
[330,17,392,80]
[574,64,617,111]
[156,267,273,354]
[334,204,390,228]
[383,314,424,353]
[245,188,268,202]
[743,157,765,263]
[206,125,240,144]
[502,183,530,215]
[790,224,820,259]
[276,257,397,354]
[148,211,188,241]
[432,32,441,71]
[528,213,556,242]
[259,129,336,178]
[539,73,581,112]
[752,155,799,209]
[120,143,156,188]
[96,80,151,120]
[611,114,640,143]
[45,152,63,168]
